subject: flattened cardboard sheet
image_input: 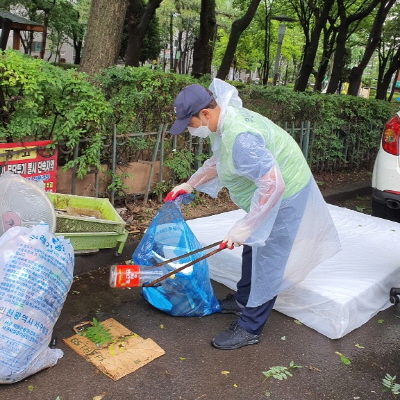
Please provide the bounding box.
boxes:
[63,318,165,381]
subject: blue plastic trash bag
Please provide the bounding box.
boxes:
[133,195,220,316]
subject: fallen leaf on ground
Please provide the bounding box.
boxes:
[335,351,351,365]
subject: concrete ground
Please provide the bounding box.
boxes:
[2,181,400,400]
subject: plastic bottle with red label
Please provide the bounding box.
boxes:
[109,264,168,288]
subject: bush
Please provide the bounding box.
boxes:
[92,67,201,182]
[0,49,110,177]
[93,66,196,132]
[239,86,393,171]
[0,53,392,181]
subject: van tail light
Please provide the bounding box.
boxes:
[382,114,400,155]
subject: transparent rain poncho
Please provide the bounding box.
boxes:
[187,79,341,307]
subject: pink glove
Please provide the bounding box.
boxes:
[164,183,193,202]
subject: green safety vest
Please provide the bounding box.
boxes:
[210,106,311,211]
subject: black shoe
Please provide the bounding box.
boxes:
[218,293,244,315]
[212,321,260,350]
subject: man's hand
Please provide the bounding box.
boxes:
[218,221,251,250]
[164,183,193,202]
[218,241,235,250]
[218,237,242,250]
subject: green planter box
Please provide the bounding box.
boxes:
[47,193,128,254]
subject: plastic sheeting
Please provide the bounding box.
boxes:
[187,205,400,339]
[0,223,74,383]
[185,79,340,307]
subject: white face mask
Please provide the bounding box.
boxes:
[188,116,211,138]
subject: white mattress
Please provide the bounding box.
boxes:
[187,205,400,339]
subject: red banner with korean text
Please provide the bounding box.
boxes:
[0,140,57,192]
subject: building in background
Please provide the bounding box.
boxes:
[0,10,75,64]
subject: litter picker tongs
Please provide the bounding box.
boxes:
[142,240,224,287]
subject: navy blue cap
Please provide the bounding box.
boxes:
[169,84,213,135]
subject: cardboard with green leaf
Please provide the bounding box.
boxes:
[63,318,165,381]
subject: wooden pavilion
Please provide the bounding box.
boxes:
[0,10,44,51]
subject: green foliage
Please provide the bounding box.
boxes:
[119,0,162,64]
[152,180,170,197]
[195,150,209,165]
[56,62,78,70]
[240,85,393,172]
[164,149,194,180]
[80,318,112,346]
[0,50,391,186]
[262,361,302,381]
[189,194,206,206]
[106,170,129,197]
[382,374,400,395]
[0,49,110,177]
[91,67,200,184]
[46,0,83,61]
[93,66,196,132]
[337,352,351,365]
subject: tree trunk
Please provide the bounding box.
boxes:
[79,0,128,75]
[124,0,141,67]
[376,47,400,100]
[192,0,216,78]
[387,75,397,102]
[216,0,262,80]
[347,0,396,96]
[314,58,329,92]
[294,0,335,92]
[325,24,349,94]
[314,26,338,92]
[73,40,83,64]
[376,71,394,100]
[176,30,183,73]
[39,8,50,59]
[326,0,381,94]
[0,19,11,50]
[34,0,56,59]
[182,29,193,74]
[261,3,272,86]
[124,0,163,67]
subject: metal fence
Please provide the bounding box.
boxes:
[62,120,376,203]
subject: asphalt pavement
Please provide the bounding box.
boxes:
[2,180,400,400]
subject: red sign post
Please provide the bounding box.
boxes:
[0,140,57,192]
